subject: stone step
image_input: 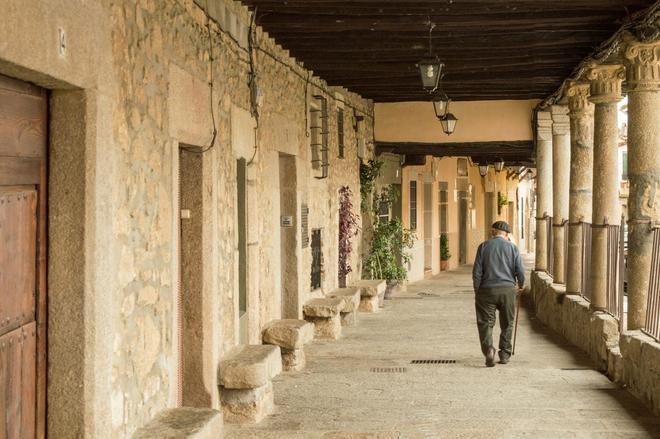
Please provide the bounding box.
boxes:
[327,287,362,313]
[302,297,345,318]
[219,344,282,390]
[262,319,314,350]
[132,408,223,439]
[352,279,386,297]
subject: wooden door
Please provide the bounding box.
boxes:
[0,74,48,438]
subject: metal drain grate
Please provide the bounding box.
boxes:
[411,359,457,364]
[560,367,591,371]
[370,367,408,373]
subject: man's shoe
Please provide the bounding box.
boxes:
[485,347,496,367]
[498,354,510,364]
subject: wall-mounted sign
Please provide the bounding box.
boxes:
[281,215,293,227]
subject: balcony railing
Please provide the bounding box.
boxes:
[580,222,593,302]
[579,219,625,331]
[546,215,554,277]
[644,227,660,341]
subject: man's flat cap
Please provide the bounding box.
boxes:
[492,221,511,233]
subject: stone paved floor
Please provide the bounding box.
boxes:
[226,259,660,438]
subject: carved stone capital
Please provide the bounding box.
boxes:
[586,63,625,104]
[551,105,570,136]
[565,81,594,118]
[623,36,660,92]
[536,111,552,141]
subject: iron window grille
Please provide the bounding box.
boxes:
[310,95,329,179]
[410,181,417,230]
[337,108,345,159]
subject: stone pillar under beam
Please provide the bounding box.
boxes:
[551,105,570,284]
[566,82,594,294]
[535,111,553,271]
[587,64,624,311]
[623,38,660,330]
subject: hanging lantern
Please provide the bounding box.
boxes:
[479,164,489,177]
[441,112,458,135]
[494,158,505,172]
[418,22,443,93]
[419,57,443,92]
[432,91,450,119]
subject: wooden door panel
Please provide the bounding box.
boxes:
[0,188,37,337]
[0,74,45,439]
[0,78,47,158]
[0,157,41,186]
[0,322,36,439]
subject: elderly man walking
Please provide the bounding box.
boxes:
[473,221,525,367]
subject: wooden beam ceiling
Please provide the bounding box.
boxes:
[242,0,652,102]
[376,141,535,167]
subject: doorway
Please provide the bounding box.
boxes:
[458,190,468,265]
[279,154,298,318]
[178,147,212,407]
[423,182,433,272]
[0,74,48,438]
[237,158,248,344]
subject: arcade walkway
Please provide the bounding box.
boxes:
[226,260,660,438]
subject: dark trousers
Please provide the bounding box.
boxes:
[475,286,516,357]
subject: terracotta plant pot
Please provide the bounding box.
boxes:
[440,260,449,271]
[384,280,406,299]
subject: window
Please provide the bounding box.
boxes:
[378,199,390,224]
[337,108,345,158]
[457,158,468,176]
[410,181,417,230]
[621,150,628,181]
[311,229,322,290]
[310,95,329,178]
[439,182,448,234]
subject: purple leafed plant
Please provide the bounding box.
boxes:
[338,186,360,288]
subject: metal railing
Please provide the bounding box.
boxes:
[580,222,593,302]
[546,215,554,277]
[603,223,625,326]
[551,220,569,283]
[644,227,660,341]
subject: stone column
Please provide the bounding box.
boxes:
[551,105,570,284]
[623,38,660,329]
[587,64,624,311]
[535,111,553,271]
[566,82,594,294]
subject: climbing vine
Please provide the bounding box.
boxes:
[497,191,508,215]
[338,186,360,288]
[359,158,384,211]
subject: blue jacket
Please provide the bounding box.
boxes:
[473,235,525,292]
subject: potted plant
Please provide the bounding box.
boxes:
[364,187,415,299]
[440,233,451,271]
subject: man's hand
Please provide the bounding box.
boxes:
[517,287,525,295]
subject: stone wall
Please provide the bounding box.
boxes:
[0,0,373,437]
[530,271,660,415]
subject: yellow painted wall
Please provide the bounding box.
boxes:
[375,100,540,143]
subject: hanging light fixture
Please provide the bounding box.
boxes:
[440,111,458,135]
[418,22,443,93]
[479,164,489,177]
[432,90,450,119]
[494,158,505,172]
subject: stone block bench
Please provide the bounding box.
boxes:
[262,319,314,372]
[328,287,362,326]
[303,297,345,340]
[132,408,223,438]
[352,280,386,313]
[219,344,282,423]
